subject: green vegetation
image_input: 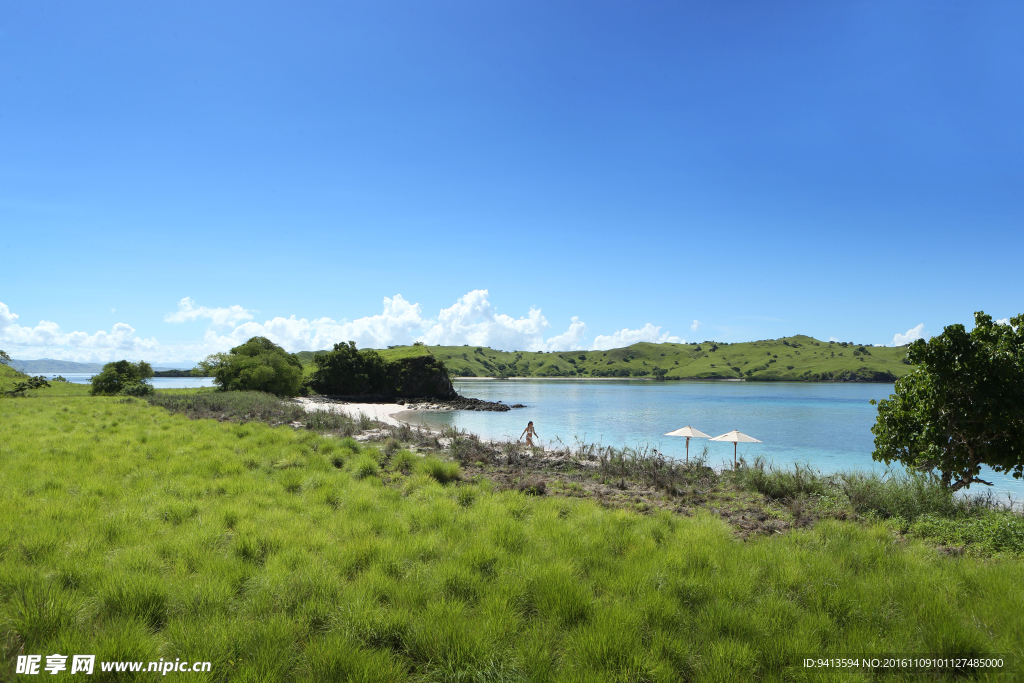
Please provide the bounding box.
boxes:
[153,369,202,378]
[872,311,1024,492]
[4,375,51,397]
[2,393,1023,681]
[0,361,29,394]
[196,336,304,397]
[305,342,456,399]
[90,360,155,397]
[331,336,913,381]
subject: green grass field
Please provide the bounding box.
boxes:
[0,364,28,394]
[2,392,1023,681]
[297,338,911,382]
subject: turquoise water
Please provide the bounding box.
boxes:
[405,379,1024,498]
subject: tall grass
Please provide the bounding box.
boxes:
[146,390,307,424]
[1,397,1023,681]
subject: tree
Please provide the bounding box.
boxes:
[90,360,155,396]
[305,341,388,396]
[0,350,11,365]
[6,376,51,396]
[196,336,303,396]
[871,311,1024,491]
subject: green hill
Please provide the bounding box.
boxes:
[0,364,29,393]
[306,336,910,382]
[295,337,910,382]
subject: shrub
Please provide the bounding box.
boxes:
[196,336,303,397]
[306,341,455,399]
[5,375,52,396]
[912,511,1024,555]
[389,450,418,474]
[417,457,460,484]
[146,390,305,423]
[90,360,154,396]
[351,457,381,480]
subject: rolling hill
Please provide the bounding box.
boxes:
[297,337,912,382]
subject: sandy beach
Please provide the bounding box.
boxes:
[293,397,409,427]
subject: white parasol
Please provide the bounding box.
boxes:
[664,426,711,463]
[709,429,762,469]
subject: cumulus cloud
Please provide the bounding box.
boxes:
[540,317,588,351]
[165,297,255,327]
[591,324,684,351]
[892,323,926,346]
[828,336,840,342]
[197,294,429,352]
[419,290,557,351]
[178,291,679,355]
[690,320,702,332]
[0,301,160,361]
[1,292,687,363]
[996,318,1011,326]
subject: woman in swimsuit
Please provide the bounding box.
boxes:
[519,421,538,447]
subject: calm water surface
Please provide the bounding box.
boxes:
[38,373,216,389]
[404,379,1024,498]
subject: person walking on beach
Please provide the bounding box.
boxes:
[519,421,539,447]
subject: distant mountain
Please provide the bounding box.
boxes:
[11,359,197,373]
[12,359,105,373]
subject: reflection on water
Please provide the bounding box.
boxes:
[406,379,1024,498]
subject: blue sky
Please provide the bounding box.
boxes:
[2,1,1022,362]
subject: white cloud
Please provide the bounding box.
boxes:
[892,323,926,346]
[1,292,686,363]
[418,289,556,351]
[690,320,702,332]
[996,318,1010,326]
[828,336,840,342]
[591,324,684,351]
[0,301,160,362]
[540,317,588,351]
[198,294,429,352]
[165,297,255,327]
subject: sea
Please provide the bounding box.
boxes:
[37,373,216,390]
[402,378,1024,500]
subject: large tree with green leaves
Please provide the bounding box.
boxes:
[196,336,303,397]
[90,360,155,396]
[305,341,389,396]
[871,312,1024,491]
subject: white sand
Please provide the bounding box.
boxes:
[293,397,407,427]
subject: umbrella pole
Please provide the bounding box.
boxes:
[685,437,689,464]
[733,442,737,470]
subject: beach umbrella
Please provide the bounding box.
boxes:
[709,430,762,469]
[663,426,711,463]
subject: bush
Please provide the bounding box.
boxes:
[912,511,1024,555]
[146,390,305,423]
[196,336,303,397]
[351,457,381,480]
[5,375,51,396]
[417,457,461,484]
[90,361,154,396]
[389,450,418,474]
[306,341,456,399]
[735,459,828,500]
